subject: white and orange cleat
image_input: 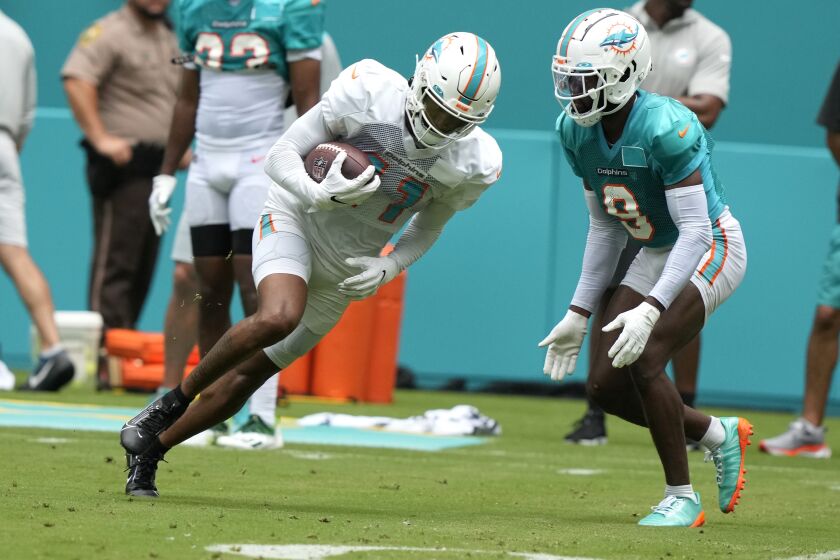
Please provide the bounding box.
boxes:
[760,418,831,459]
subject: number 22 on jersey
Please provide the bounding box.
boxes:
[602,184,654,241]
[195,32,269,69]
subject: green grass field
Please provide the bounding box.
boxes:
[2,387,839,560]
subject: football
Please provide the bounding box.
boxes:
[303,142,370,183]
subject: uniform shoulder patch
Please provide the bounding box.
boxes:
[78,22,103,48]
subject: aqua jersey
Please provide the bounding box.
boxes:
[176,0,324,80]
[557,90,727,248]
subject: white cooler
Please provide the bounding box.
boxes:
[31,311,103,385]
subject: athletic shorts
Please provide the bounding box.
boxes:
[620,209,747,320]
[817,223,840,309]
[170,210,193,263]
[185,138,275,232]
[0,132,26,247]
[609,237,641,288]
[252,198,391,364]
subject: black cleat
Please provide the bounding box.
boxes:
[20,350,75,392]
[120,391,188,455]
[564,409,608,446]
[125,451,164,498]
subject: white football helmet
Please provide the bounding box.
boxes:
[407,32,501,148]
[551,8,651,127]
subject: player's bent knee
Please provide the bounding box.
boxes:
[172,263,197,293]
[251,313,300,347]
[586,379,620,412]
[628,357,667,388]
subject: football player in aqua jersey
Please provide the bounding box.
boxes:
[147,0,325,450]
[539,9,751,527]
[120,32,503,497]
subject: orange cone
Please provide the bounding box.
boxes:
[310,297,377,401]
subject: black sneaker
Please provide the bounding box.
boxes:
[120,391,188,455]
[21,350,75,392]
[125,450,164,498]
[564,409,608,446]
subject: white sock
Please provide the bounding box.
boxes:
[249,373,278,427]
[665,484,695,500]
[798,417,821,431]
[39,344,64,359]
[699,416,726,451]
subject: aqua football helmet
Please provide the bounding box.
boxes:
[407,32,501,148]
[552,9,651,127]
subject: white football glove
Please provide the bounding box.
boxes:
[338,256,400,300]
[538,310,588,382]
[602,301,661,369]
[149,174,177,236]
[314,150,380,210]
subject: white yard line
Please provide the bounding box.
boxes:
[775,551,840,560]
[206,544,602,560]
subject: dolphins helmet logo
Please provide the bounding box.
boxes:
[425,34,456,62]
[600,23,639,55]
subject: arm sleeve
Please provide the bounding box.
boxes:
[569,189,629,313]
[688,27,732,104]
[648,184,713,309]
[263,102,333,209]
[60,22,116,85]
[388,200,456,271]
[282,0,325,51]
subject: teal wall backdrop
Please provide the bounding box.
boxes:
[3,0,839,146]
[1,1,839,413]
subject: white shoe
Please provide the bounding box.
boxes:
[0,360,14,391]
[216,415,283,450]
[181,429,216,447]
[181,422,229,448]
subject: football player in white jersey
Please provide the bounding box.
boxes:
[120,32,503,497]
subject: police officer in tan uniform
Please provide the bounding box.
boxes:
[62,0,184,385]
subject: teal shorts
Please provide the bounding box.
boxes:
[817,224,840,309]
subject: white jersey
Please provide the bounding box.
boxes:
[195,69,287,149]
[264,59,503,235]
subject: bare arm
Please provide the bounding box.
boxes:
[827,131,840,169]
[159,68,199,176]
[63,77,132,165]
[288,58,321,117]
[676,94,725,129]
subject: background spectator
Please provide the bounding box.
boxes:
[760,61,840,459]
[61,0,183,387]
[0,9,75,391]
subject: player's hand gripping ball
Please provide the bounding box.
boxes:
[303,142,380,208]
